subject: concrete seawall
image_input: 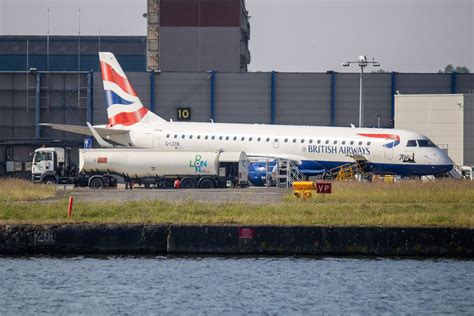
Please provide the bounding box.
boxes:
[0,225,472,256]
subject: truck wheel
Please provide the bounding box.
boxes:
[90,177,105,190]
[43,177,56,185]
[199,178,216,189]
[180,178,196,189]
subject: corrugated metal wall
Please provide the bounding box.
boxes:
[216,72,270,123]
[276,73,330,126]
[0,36,147,72]
[464,95,474,165]
[1,71,473,167]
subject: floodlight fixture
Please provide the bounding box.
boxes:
[339,56,381,128]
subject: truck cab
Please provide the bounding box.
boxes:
[31,147,75,184]
[461,166,473,180]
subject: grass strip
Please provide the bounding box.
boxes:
[0,178,56,202]
[0,179,472,227]
[0,199,472,228]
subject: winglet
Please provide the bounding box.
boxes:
[86,122,114,148]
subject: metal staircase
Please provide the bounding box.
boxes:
[446,162,464,179]
[327,160,367,180]
[275,159,305,188]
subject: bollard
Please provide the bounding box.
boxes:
[67,196,74,218]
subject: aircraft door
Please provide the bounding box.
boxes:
[153,131,161,148]
[384,139,393,160]
[273,138,279,148]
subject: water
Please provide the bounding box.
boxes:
[0,256,473,315]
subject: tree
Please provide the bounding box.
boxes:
[454,66,470,73]
[438,64,470,73]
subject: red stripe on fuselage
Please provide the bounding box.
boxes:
[358,133,400,140]
[108,107,148,126]
[100,61,137,97]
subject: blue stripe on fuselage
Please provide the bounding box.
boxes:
[300,160,452,176]
[248,160,453,186]
[104,90,133,107]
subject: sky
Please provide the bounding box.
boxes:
[0,0,472,73]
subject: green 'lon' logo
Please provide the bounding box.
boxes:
[189,154,208,173]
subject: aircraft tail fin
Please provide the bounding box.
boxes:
[99,52,165,126]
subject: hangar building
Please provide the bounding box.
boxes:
[0,0,473,176]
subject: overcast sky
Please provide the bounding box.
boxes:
[0,0,472,72]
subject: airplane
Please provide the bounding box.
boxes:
[41,52,454,185]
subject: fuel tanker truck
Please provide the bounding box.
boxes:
[32,147,249,189]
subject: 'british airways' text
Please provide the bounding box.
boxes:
[307,145,371,155]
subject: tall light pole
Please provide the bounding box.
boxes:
[341,56,380,128]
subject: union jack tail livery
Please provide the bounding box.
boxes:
[99,52,165,126]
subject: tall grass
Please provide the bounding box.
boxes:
[0,178,56,202]
[0,179,472,227]
[287,180,474,204]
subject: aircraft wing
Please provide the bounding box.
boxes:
[40,123,129,137]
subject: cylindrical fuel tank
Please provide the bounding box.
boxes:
[79,149,220,177]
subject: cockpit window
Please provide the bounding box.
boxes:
[417,139,436,147]
[34,152,52,162]
[406,140,417,147]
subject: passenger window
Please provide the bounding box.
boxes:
[241,137,245,141]
[174,134,178,139]
[166,134,170,138]
[358,141,362,145]
[249,137,253,141]
[350,141,354,145]
[266,138,270,142]
[325,140,329,144]
[406,140,417,147]
[225,136,229,140]
[367,141,371,146]
[197,135,201,139]
[301,139,305,143]
[342,141,346,145]
[257,137,261,141]
[205,135,208,140]
[334,140,337,144]
[309,139,313,144]
[317,140,321,144]
[181,135,185,139]
[233,136,237,141]
[274,138,278,142]
[293,139,297,143]
[212,136,216,140]
[284,138,288,143]
[219,136,223,140]
[189,135,193,139]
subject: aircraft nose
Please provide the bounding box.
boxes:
[436,150,454,172]
[426,150,453,174]
[437,150,453,164]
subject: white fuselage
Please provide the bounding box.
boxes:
[101,121,453,176]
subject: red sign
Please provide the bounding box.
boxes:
[316,182,332,194]
[97,157,108,163]
[239,228,255,239]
